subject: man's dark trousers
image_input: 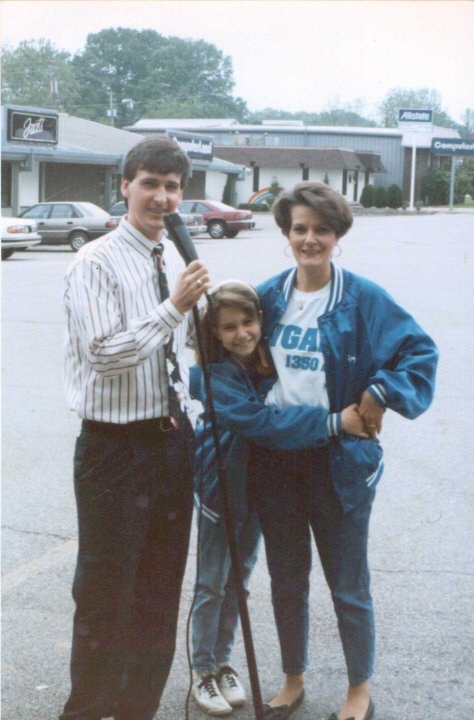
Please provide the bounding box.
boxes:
[60,417,194,720]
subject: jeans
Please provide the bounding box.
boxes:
[60,417,194,720]
[192,509,261,674]
[248,444,375,686]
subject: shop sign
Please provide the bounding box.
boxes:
[166,130,213,160]
[398,108,433,131]
[8,109,58,144]
[431,138,474,155]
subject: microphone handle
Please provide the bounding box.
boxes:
[164,213,199,265]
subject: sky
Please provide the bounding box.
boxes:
[2,0,473,124]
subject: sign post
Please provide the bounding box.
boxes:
[398,109,433,210]
[431,138,474,211]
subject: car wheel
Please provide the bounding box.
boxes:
[224,230,239,238]
[69,231,89,252]
[208,220,225,239]
[1,249,15,260]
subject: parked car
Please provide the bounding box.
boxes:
[19,201,118,251]
[107,200,207,237]
[1,217,42,260]
[178,200,255,239]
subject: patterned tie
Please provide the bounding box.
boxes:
[152,244,189,421]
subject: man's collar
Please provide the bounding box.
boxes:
[119,217,166,257]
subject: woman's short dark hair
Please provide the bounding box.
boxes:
[122,136,190,187]
[197,281,261,365]
[273,181,353,238]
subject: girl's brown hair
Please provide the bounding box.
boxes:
[197,280,262,366]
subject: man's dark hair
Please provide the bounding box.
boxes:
[122,136,190,187]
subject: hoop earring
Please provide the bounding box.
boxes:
[284,245,293,257]
[332,244,342,258]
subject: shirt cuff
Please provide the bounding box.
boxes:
[154,297,185,330]
[367,383,387,407]
[327,412,342,437]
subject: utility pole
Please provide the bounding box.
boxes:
[107,89,116,127]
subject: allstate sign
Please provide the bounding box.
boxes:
[431,138,474,155]
[398,108,433,130]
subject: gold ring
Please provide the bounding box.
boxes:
[368,424,376,428]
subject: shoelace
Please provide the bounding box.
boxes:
[200,676,219,698]
[220,668,239,688]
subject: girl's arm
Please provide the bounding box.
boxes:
[200,361,365,451]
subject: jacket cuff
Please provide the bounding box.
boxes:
[367,383,387,407]
[327,412,342,437]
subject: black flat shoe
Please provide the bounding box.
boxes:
[263,689,305,719]
[327,697,374,720]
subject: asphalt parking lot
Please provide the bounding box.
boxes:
[2,211,473,719]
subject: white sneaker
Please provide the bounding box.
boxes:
[192,672,233,716]
[217,666,246,707]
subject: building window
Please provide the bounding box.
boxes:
[1,162,12,208]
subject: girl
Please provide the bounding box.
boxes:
[189,279,369,717]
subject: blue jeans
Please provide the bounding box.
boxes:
[192,509,261,674]
[248,444,375,687]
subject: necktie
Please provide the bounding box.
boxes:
[152,244,189,421]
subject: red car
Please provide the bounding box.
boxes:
[179,200,255,239]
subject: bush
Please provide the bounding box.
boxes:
[374,186,387,208]
[250,203,270,212]
[386,184,403,209]
[359,184,375,207]
[238,203,250,210]
[423,171,450,205]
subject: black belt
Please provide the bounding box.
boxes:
[82,416,177,436]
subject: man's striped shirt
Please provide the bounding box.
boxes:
[63,217,194,423]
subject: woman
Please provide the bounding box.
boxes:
[250,182,438,720]
[190,280,369,716]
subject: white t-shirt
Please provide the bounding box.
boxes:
[266,283,330,409]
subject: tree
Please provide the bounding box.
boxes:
[71,29,247,126]
[1,38,81,111]
[378,87,459,129]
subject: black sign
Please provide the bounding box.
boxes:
[8,109,58,144]
[166,130,213,160]
[431,137,474,156]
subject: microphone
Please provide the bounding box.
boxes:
[164,212,199,265]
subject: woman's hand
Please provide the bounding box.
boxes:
[341,404,369,438]
[358,390,385,439]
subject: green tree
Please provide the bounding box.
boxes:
[71,28,247,126]
[423,171,450,205]
[1,38,81,111]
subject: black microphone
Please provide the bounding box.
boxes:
[164,212,199,265]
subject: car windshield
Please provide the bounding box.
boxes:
[76,203,109,217]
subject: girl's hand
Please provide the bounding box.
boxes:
[358,390,385,439]
[341,404,369,438]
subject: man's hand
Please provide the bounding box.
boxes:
[341,404,369,438]
[170,260,211,314]
[358,390,385,439]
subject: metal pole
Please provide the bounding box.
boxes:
[449,156,456,211]
[409,138,417,211]
[109,90,115,127]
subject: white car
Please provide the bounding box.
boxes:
[1,217,42,260]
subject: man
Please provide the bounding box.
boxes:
[61,136,210,720]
